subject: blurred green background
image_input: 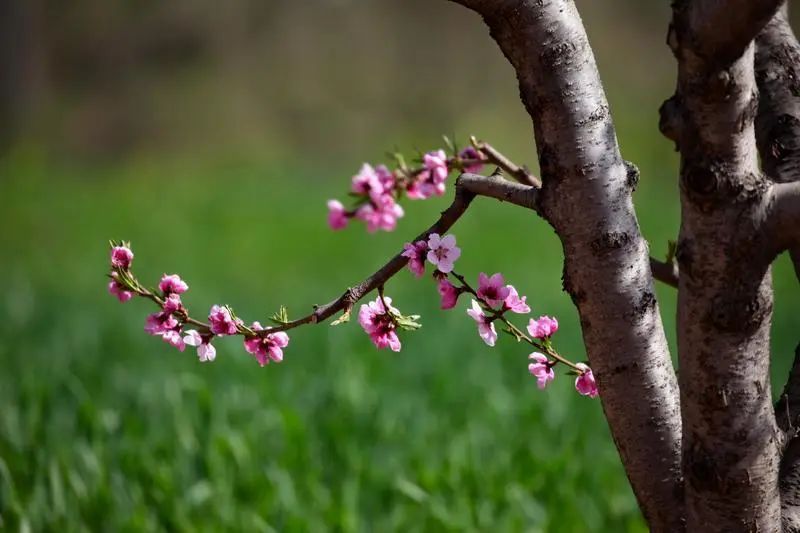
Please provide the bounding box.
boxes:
[0,1,798,531]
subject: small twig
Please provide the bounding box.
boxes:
[650,257,679,288]
[470,136,541,188]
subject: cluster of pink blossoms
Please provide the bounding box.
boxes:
[106,243,290,366]
[328,146,486,233]
[360,231,598,398]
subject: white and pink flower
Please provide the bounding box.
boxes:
[575,363,598,398]
[184,330,217,362]
[528,352,555,389]
[401,240,428,277]
[466,299,497,346]
[243,322,290,366]
[111,245,134,269]
[355,195,404,233]
[159,274,188,295]
[477,272,510,308]
[327,200,349,230]
[358,296,401,352]
[426,233,460,273]
[437,277,460,310]
[503,286,530,314]
[527,316,559,339]
[208,305,241,336]
[408,150,449,199]
[108,276,132,303]
[458,146,486,174]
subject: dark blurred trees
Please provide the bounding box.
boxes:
[0,0,688,159]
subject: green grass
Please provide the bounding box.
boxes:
[0,145,797,532]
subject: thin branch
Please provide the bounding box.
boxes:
[650,257,679,288]
[264,174,540,333]
[470,136,540,187]
[456,172,539,211]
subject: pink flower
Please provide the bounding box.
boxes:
[528,353,555,389]
[184,330,217,362]
[161,329,186,352]
[108,278,133,302]
[426,233,460,273]
[159,274,188,295]
[375,164,396,193]
[358,296,401,352]
[162,293,183,314]
[355,195,404,233]
[503,286,530,314]
[466,299,497,346]
[477,273,511,308]
[145,311,178,335]
[575,363,598,398]
[401,241,428,277]
[437,277,460,310]
[327,200,349,230]
[110,246,134,269]
[351,163,386,202]
[408,150,449,199]
[458,146,485,174]
[243,322,290,365]
[527,316,559,339]
[208,305,240,336]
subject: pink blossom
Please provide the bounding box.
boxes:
[477,273,511,308]
[327,200,349,230]
[426,233,460,273]
[375,164,396,193]
[528,353,555,389]
[358,296,401,352]
[575,363,599,398]
[110,245,134,269]
[437,277,460,310]
[108,278,133,302]
[184,330,217,362]
[243,322,290,365]
[401,240,428,277]
[408,150,449,199]
[458,146,485,174]
[355,195,404,233]
[503,286,530,314]
[466,299,497,346]
[527,316,559,339]
[162,293,183,314]
[158,274,188,295]
[161,329,186,352]
[145,311,178,335]
[208,305,240,336]
[351,163,386,202]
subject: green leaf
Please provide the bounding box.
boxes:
[269,305,290,325]
[394,314,422,331]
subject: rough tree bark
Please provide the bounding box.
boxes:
[450,1,684,530]
[448,0,800,531]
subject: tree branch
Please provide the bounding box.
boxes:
[755,3,800,185]
[680,0,783,65]
[450,1,683,530]
[650,257,679,288]
[765,181,800,254]
[669,0,783,529]
[265,174,540,333]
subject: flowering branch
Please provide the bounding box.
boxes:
[107,138,599,398]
